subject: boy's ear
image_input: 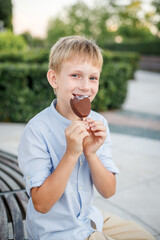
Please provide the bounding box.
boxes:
[47,69,57,89]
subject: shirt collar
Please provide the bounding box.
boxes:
[50,99,72,127]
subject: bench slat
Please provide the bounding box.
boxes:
[0,170,21,191]
[0,152,29,239]
[0,197,8,240]
[0,181,25,240]
[0,151,18,164]
[6,194,24,239]
[16,191,29,218]
[0,158,23,175]
[0,163,25,188]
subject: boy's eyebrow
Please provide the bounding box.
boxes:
[89,72,100,77]
[70,69,100,74]
[70,70,100,77]
[91,72,100,75]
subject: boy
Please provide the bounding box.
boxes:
[18,36,154,240]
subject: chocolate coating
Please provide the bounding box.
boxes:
[70,95,91,118]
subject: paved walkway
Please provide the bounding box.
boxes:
[97,70,160,239]
[0,70,160,239]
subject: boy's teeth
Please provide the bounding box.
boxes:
[76,95,88,99]
[73,94,88,97]
[72,93,89,100]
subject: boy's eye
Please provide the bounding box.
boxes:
[90,77,98,81]
[72,74,79,78]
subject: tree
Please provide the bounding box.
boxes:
[21,32,46,48]
[0,0,12,30]
[0,31,27,51]
[46,0,158,48]
[115,0,155,42]
[151,0,160,37]
[47,18,70,46]
[47,1,113,47]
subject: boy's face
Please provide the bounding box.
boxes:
[49,58,101,119]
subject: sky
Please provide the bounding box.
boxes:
[12,0,153,39]
[12,0,93,38]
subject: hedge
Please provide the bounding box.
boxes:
[0,58,132,122]
[0,49,49,63]
[102,50,139,79]
[0,31,27,51]
[0,63,54,122]
[93,61,132,111]
[104,40,160,55]
[0,48,139,79]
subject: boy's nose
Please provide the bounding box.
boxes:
[79,78,89,91]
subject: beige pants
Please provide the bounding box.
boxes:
[85,212,155,240]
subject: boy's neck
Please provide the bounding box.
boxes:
[55,102,80,122]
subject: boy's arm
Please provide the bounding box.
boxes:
[85,153,116,198]
[31,121,89,214]
[83,119,116,198]
[31,151,78,213]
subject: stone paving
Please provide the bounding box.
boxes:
[0,70,160,239]
[102,110,160,140]
[93,70,160,239]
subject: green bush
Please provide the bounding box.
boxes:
[92,60,132,111]
[0,47,140,122]
[0,48,139,79]
[104,40,160,55]
[102,50,139,79]
[0,59,132,122]
[0,49,49,63]
[0,63,55,122]
[0,31,27,51]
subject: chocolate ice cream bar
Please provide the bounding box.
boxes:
[70,95,91,118]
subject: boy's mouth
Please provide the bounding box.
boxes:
[72,93,90,99]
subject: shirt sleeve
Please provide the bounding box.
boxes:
[98,117,119,174]
[18,123,53,196]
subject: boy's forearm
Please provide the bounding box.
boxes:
[31,151,79,213]
[86,153,116,198]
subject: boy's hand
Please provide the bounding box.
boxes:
[65,121,90,158]
[83,119,106,158]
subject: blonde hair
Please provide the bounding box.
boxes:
[49,35,103,73]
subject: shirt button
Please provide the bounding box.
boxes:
[79,186,82,191]
[27,175,30,179]
[80,161,83,166]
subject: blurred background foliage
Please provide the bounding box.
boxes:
[0,0,159,122]
[0,0,12,30]
[0,31,27,51]
[0,0,160,48]
[46,0,160,48]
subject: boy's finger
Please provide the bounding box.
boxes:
[67,121,89,133]
[93,131,106,138]
[78,130,90,140]
[69,126,88,137]
[86,119,104,128]
[89,120,104,126]
[72,120,89,128]
[90,124,106,132]
[85,118,93,123]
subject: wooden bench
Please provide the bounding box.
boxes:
[0,150,29,240]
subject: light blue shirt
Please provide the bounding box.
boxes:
[18,99,119,240]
